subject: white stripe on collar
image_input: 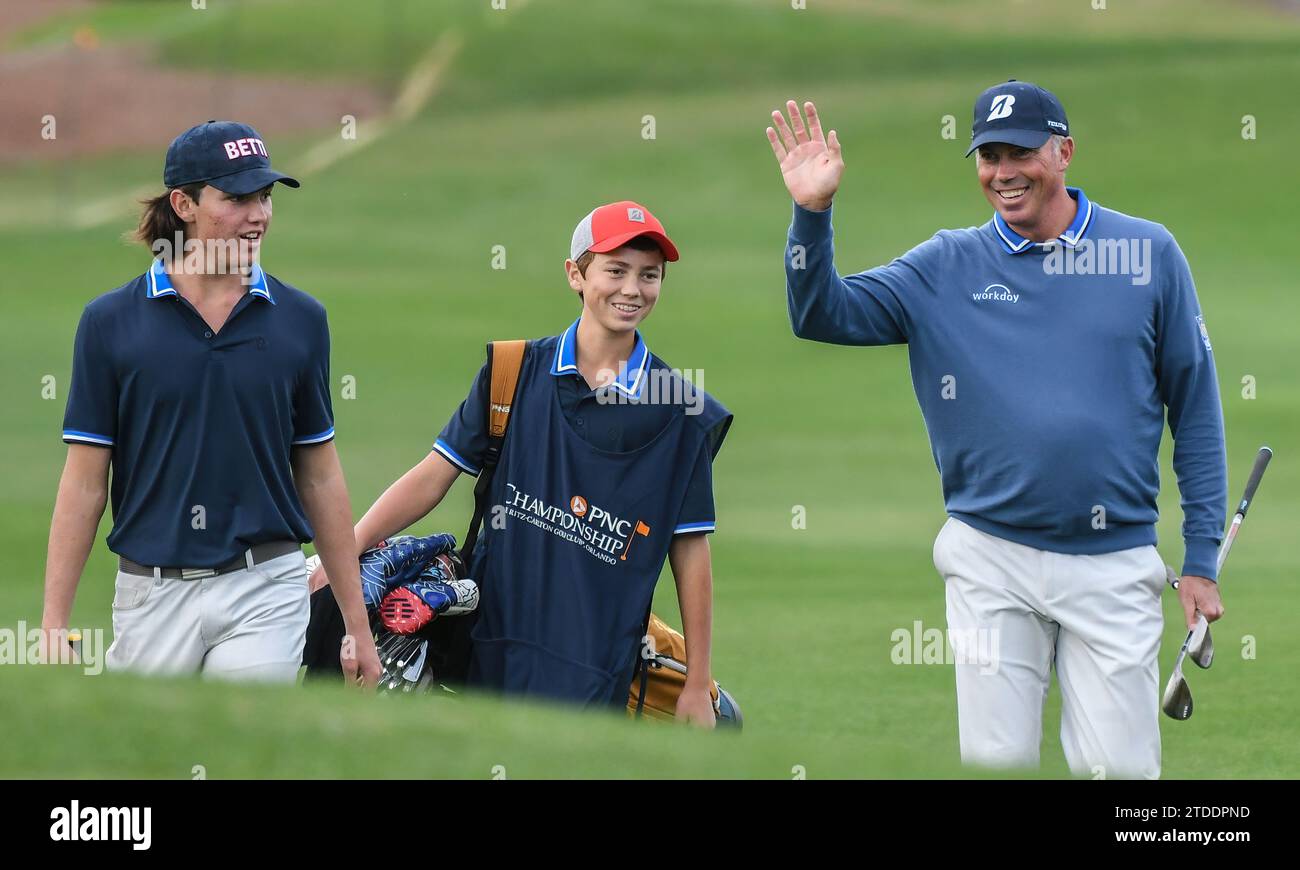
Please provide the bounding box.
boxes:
[146,259,273,303]
[550,317,650,400]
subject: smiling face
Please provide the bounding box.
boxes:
[976,137,1073,237]
[565,243,665,337]
[171,183,273,271]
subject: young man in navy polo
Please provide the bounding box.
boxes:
[310,201,731,724]
[43,121,380,686]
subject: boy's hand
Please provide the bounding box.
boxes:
[307,557,329,593]
[676,685,717,729]
[766,100,844,212]
[341,630,382,688]
[35,626,80,665]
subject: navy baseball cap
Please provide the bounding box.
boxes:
[965,80,1069,157]
[163,120,300,194]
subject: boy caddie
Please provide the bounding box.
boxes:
[311,200,732,723]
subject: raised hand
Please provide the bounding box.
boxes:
[766,100,844,212]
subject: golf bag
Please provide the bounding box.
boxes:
[302,537,479,690]
[629,612,743,728]
[302,340,532,689]
[303,339,743,728]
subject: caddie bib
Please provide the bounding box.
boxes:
[466,346,727,707]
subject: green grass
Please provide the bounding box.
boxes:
[5,658,1028,779]
[1,0,1298,778]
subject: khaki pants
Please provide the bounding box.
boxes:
[932,517,1166,780]
[105,549,310,683]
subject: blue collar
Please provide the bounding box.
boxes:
[992,186,1094,254]
[146,258,274,303]
[550,318,651,400]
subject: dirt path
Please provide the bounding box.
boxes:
[0,0,92,45]
[0,5,386,165]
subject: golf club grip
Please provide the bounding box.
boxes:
[1213,446,1273,576]
[1236,446,1272,516]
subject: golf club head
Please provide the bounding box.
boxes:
[1164,567,1215,668]
[1188,615,1214,669]
[402,639,429,682]
[1161,669,1193,720]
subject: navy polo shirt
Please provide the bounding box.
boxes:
[434,319,729,534]
[62,259,335,567]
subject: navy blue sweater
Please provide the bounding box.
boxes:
[785,188,1227,579]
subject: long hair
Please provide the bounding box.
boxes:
[132,184,203,258]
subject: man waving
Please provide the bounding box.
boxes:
[766,82,1227,779]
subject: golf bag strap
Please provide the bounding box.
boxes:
[459,340,529,564]
[634,606,652,717]
[488,339,527,438]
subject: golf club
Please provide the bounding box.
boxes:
[1161,445,1272,720]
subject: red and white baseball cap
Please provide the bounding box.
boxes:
[570,200,679,262]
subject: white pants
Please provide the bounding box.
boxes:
[105,550,310,684]
[932,517,1166,780]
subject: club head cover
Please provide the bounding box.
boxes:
[359,533,458,610]
[379,587,436,635]
[403,555,480,617]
